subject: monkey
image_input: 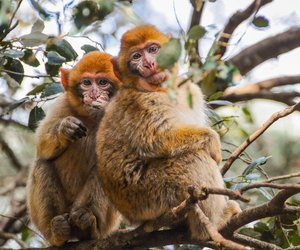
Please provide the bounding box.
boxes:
[26,51,122,246]
[96,25,240,241]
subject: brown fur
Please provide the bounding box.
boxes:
[27,52,121,246]
[96,25,240,240]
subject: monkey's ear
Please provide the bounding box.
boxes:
[111,57,121,80]
[60,68,71,90]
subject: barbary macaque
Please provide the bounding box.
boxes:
[27,52,122,246]
[96,25,240,240]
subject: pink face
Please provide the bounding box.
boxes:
[128,42,170,86]
[78,72,116,109]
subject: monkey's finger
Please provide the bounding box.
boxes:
[78,123,87,132]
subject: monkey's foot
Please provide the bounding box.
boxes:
[70,207,97,231]
[50,214,71,246]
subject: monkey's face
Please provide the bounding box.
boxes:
[127,41,170,89]
[76,72,116,110]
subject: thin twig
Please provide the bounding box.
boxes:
[0,0,23,41]
[0,134,23,170]
[0,231,27,248]
[221,102,300,176]
[1,69,52,79]
[266,172,300,183]
[215,0,272,57]
[239,183,300,194]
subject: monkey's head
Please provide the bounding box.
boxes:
[60,52,122,117]
[118,25,170,91]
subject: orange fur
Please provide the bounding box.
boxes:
[118,25,169,85]
[96,25,240,241]
[27,52,121,246]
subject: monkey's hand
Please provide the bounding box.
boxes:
[50,214,71,245]
[59,116,87,142]
[70,207,97,232]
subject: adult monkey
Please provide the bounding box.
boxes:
[96,25,240,241]
[27,52,122,246]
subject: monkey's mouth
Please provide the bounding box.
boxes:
[83,95,110,109]
[142,70,170,86]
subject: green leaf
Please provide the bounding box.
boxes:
[157,38,181,70]
[3,57,24,84]
[41,82,63,97]
[258,187,273,201]
[20,31,48,47]
[73,1,100,28]
[252,16,269,28]
[81,44,99,53]
[8,97,30,112]
[28,106,45,130]
[207,100,233,106]
[245,172,261,180]
[187,90,193,108]
[3,49,24,59]
[46,37,78,61]
[242,106,254,123]
[242,156,272,176]
[188,25,206,40]
[21,227,30,241]
[254,222,270,233]
[47,51,66,65]
[26,83,48,96]
[239,227,261,238]
[208,91,223,101]
[31,18,45,33]
[45,62,60,76]
[98,0,114,19]
[21,49,40,67]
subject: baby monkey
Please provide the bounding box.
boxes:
[27,52,121,246]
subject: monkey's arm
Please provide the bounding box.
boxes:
[36,116,87,160]
[135,125,222,164]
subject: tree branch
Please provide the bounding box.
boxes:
[0,134,23,170]
[215,0,273,58]
[266,172,300,183]
[229,26,300,75]
[232,233,282,250]
[221,102,300,176]
[220,187,300,237]
[221,90,300,105]
[225,75,300,95]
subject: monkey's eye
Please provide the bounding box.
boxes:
[82,79,92,86]
[98,78,110,86]
[132,52,142,60]
[148,45,159,53]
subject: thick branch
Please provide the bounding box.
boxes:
[216,0,273,57]
[221,187,300,236]
[230,26,300,75]
[225,75,300,95]
[221,90,300,105]
[233,233,282,250]
[221,102,300,176]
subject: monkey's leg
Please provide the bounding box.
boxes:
[27,160,71,246]
[137,125,222,163]
[70,167,120,240]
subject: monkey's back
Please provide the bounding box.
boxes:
[96,87,227,226]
